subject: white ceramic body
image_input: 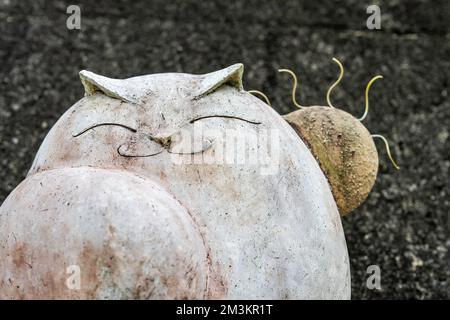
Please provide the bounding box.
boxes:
[0,65,351,299]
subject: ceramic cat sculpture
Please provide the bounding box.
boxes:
[0,64,350,299]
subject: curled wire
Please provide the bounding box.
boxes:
[326,57,344,108]
[278,68,303,109]
[248,90,272,106]
[359,75,383,121]
[372,134,400,170]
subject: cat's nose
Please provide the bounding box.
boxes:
[149,135,172,148]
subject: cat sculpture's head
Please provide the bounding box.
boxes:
[27,64,339,226]
[29,64,294,178]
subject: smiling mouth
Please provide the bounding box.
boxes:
[117,139,213,158]
[117,146,163,158]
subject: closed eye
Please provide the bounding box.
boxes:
[72,123,137,137]
[189,115,261,125]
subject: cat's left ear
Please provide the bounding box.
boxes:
[194,63,244,99]
[79,70,143,104]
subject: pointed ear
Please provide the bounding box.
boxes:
[79,70,139,104]
[194,63,244,99]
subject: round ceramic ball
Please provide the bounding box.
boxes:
[284,106,378,216]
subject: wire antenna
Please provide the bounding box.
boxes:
[372,134,400,170]
[248,90,272,106]
[326,57,344,108]
[359,75,383,121]
[278,68,303,109]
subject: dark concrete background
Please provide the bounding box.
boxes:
[0,0,448,299]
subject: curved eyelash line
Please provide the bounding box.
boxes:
[72,123,137,137]
[189,115,261,125]
[73,116,260,138]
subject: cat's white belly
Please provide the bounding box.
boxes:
[0,167,209,299]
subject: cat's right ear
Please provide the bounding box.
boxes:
[79,70,141,104]
[193,63,244,99]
